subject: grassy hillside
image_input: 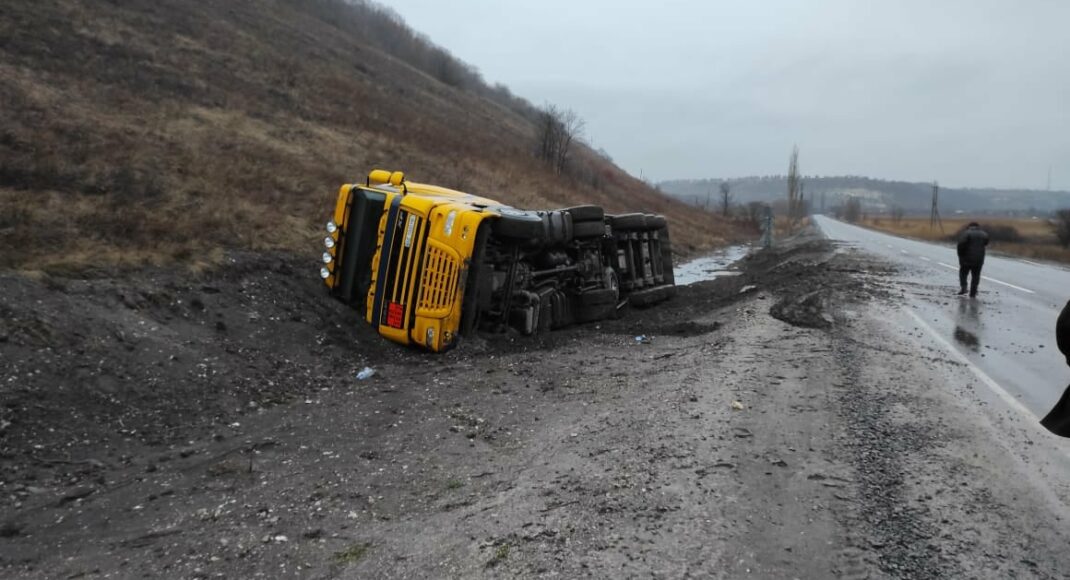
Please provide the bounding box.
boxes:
[0,0,737,273]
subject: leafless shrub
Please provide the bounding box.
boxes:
[949,223,1021,244]
[843,197,862,223]
[742,201,767,228]
[535,104,584,174]
[891,205,904,225]
[719,182,731,217]
[1054,210,1070,248]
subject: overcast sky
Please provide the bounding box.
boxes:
[383,0,1069,190]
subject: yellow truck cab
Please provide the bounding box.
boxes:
[321,169,675,352]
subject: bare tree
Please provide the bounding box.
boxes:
[786,145,801,230]
[535,104,584,174]
[719,182,732,217]
[745,201,767,227]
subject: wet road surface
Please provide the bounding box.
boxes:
[814,214,1070,420]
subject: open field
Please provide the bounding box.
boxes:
[860,216,1070,263]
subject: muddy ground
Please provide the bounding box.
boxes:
[2,233,1070,578]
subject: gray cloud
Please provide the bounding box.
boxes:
[384,0,1070,189]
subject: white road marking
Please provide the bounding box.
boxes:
[1021,259,1040,266]
[935,262,1036,294]
[885,244,893,249]
[906,309,1036,419]
[920,256,931,262]
[900,250,909,255]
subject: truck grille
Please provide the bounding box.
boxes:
[417,241,460,317]
[376,209,427,329]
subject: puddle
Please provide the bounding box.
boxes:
[953,326,980,351]
[675,245,750,285]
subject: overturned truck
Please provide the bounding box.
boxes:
[320,169,675,352]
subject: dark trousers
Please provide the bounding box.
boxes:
[1042,383,1070,436]
[959,262,982,295]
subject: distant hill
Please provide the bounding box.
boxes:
[0,0,735,271]
[660,176,1070,216]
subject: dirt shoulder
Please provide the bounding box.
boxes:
[3,235,1070,578]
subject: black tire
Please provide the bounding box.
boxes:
[492,207,544,240]
[609,213,646,231]
[645,214,667,230]
[564,205,604,223]
[573,220,606,239]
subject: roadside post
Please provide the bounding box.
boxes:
[761,206,774,248]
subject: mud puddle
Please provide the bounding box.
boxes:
[674,244,750,285]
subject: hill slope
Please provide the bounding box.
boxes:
[0,0,734,272]
[662,176,1070,216]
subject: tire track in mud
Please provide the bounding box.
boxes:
[832,332,957,579]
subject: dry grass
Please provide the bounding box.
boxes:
[864,217,1053,242]
[773,216,811,237]
[861,216,1070,263]
[0,0,742,274]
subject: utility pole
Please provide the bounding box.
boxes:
[821,191,826,213]
[929,180,943,233]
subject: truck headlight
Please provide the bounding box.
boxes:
[443,210,457,236]
[324,236,335,249]
[326,220,337,234]
[320,267,331,279]
[426,327,435,346]
[322,251,332,264]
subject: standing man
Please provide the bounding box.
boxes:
[957,222,989,297]
[1041,300,1070,436]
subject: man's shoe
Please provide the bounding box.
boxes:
[969,292,977,298]
[957,289,968,295]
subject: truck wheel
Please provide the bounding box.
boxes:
[492,208,545,240]
[572,220,605,239]
[609,213,647,231]
[564,205,604,223]
[645,215,667,230]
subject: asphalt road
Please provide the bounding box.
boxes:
[814,214,1070,421]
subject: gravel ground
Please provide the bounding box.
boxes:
[2,233,1069,578]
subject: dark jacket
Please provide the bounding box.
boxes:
[1041,301,1070,436]
[957,226,989,266]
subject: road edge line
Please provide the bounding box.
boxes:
[905,308,1037,420]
